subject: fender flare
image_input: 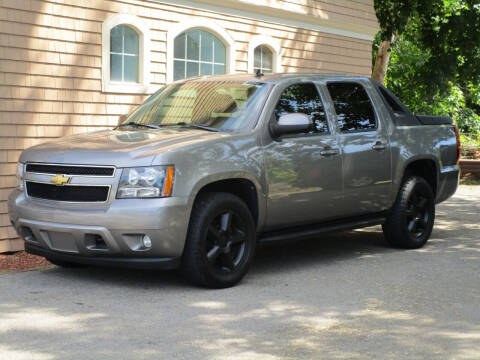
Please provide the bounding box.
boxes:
[186,171,267,232]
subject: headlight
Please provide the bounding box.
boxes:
[16,162,25,191]
[116,166,174,199]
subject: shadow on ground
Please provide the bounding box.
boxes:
[0,186,479,359]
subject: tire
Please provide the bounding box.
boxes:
[383,176,435,249]
[182,192,256,288]
[47,258,85,268]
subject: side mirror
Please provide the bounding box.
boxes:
[117,114,128,127]
[270,113,312,137]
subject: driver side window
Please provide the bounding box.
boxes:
[274,83,329,135]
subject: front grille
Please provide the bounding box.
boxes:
[26,164,114,176]
[26,182,109,202]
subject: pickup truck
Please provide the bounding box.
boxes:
[8,73,460,288]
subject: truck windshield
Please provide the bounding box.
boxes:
[121,80,269,132]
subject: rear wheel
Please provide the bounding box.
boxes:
[383,176,435,249]
[182,192,256,288]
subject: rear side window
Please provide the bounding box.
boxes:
[274,83,329,135]
[378,86,404,113]
[327,82,376,132]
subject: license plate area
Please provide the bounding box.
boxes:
[41,230,79,253]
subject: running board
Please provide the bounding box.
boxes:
[258,216,386,245]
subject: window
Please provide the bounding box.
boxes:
[123,81,269,132]
[254,45,273,73]
[167,19,235,83]
[378,86,404,113]
[274,83,329,134]
[247,36,281,74]
[102,13,150,93]
[327,82,376,132]
[173,30,226,81]
[110,25,139,83]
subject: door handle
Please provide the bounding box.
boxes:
[372,141,386,151]
[320,148,339,156]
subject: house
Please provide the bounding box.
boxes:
[0,0,378,252]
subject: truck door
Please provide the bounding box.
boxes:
[263,82,344,230]
[323,81,392,216]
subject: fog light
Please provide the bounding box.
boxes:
[142,235,152,248]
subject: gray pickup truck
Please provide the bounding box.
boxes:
[8,73,460,288]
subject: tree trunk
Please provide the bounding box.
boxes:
[372,39,393,84]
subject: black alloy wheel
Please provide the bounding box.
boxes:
[405,190,431,239]
[205,211,248,275]
[383,176,435,249]
[182,192,256,288]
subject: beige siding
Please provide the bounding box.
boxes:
[251,0,377,28]
[0,0,377,251]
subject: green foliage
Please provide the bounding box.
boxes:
[373,0,480,135]
[414,0,480,95]
[460,133,480,160]
[456,108,480,134]
[460,133,480,147]
[384,34,480,134]
[374,0,414,41]
[373,0,480,93]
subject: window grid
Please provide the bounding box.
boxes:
[254,45,273,73]
[110,25,139,83]
[173,30,226,81]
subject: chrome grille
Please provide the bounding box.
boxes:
[24,163,116,203]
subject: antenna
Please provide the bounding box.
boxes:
[255,69,264,78]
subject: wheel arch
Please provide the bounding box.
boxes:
[399,157,439,196]
[187,173,266,232]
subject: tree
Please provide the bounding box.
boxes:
[372,0,480,94]
[372,0,414,83]
[381,18,480,134]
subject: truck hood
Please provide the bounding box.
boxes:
[20,128,229,167]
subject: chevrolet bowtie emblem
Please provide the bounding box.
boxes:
[50,174,71,186]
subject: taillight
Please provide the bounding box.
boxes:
[453,125,461,164]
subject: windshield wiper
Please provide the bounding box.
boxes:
[174,122,220,132]
[118,121,219,132]
[117,122,161,130]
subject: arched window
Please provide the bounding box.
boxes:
[254,45,273,73]
[167,19,235,83]
[247,36,281,74]
[173,29,226,81]
[110,25,139,83]
[102,13,150,93]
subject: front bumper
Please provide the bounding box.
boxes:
[8,190,190,261]
[25,242,180,270]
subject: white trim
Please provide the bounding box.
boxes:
[154,0,376,41]
[166,18,236,83]
[102,13,151,93]
[247,35,281,73]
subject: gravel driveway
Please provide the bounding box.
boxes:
[1,185,479,360]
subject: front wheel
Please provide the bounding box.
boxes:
[181,192,256,288]
[383,176,435,249]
